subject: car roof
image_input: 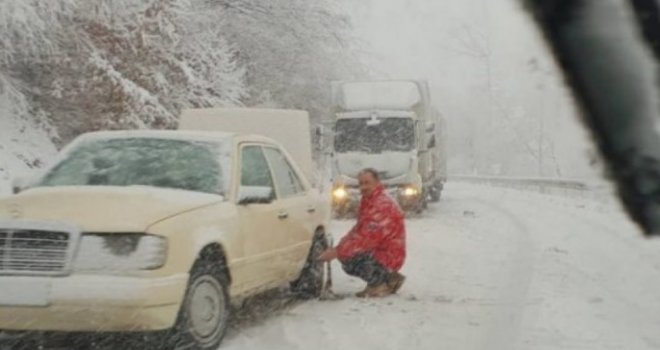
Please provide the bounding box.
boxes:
[76,130,280,146]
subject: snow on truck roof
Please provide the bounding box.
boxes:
[334,80,423,111]
[337,110,416,119]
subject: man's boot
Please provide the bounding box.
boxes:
[387,272,406,294]
[355,283,392,298]
[355,285,371,298]
[356,283,391,298]
[365,283,392,297]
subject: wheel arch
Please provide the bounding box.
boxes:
[313,225,330,246]
[193,243,232,285]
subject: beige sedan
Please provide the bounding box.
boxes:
[0,130,330,349]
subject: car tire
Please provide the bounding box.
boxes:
[291,231,328,299]
[0,332,39,350]
[0,340,31,350]
[162,257,231,350]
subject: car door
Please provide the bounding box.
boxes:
[236,144,286,290]
[262,146,317,278]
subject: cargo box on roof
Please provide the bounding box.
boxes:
[178,108,315,183]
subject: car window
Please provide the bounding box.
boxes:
[37,138,224,195]
[240,145,276,200]
[263,147,305,198]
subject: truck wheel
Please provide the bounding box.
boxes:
[291,231,328,299]
[414,199,426,214]
[430,188,441,202]
[430,182,443,202]
[166,258,230,350]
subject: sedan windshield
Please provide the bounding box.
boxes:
[37,138,224,194]
[334,117,415,153]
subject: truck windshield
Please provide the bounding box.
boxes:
[36,138,224,194]
[334,117,415,153]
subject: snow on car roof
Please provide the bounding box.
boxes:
[76,130,237,144]
[75,130,282,147]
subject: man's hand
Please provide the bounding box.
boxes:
[318,248,338,262]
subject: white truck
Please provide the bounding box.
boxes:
[329,80,446,215]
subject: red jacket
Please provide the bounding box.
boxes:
[336,184,406,271]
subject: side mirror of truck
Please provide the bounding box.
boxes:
[427,135,437,149]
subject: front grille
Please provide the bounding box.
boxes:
[0,229,71,274]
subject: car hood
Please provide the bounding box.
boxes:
[335,151,415,181]
[0,186,224,232]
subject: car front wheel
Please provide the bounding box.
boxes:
[165,258,230,350]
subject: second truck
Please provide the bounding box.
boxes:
[328,80,447,216]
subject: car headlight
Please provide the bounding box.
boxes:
[74,233,168,272]
[332,187,348,200]
[401,186,420,197]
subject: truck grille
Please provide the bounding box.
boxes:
[0,230,71,274]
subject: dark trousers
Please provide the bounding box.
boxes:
[341,254,391,286]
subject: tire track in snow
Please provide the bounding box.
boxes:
[458,183,660,349]
[435,192,539,350]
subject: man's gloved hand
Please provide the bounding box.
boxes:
[318,248,338,262]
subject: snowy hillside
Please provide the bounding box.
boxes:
[0,123,55,197]
[0,81,57,196]
[0,0,361,195]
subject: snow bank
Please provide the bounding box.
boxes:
[0,77,57,197]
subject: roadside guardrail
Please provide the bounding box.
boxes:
[449,175,612,199]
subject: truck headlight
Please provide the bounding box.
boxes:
[401,186,420,197]
[332,187,348,200]
[74,233,168,271]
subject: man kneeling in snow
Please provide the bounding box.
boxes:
[319,168,406,298]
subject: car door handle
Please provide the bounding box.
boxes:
[307,207,316,214]
[278,211,289,220]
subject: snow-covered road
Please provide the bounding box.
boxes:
[223,183,660,350]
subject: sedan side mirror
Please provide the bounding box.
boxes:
[238,186,275,205]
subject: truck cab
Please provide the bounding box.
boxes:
[329,80,445,215]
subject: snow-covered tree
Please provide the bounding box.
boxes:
[42,0,248,134]
[1,0,359,139]
[0,1,69,184]
[218,0,364,120]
